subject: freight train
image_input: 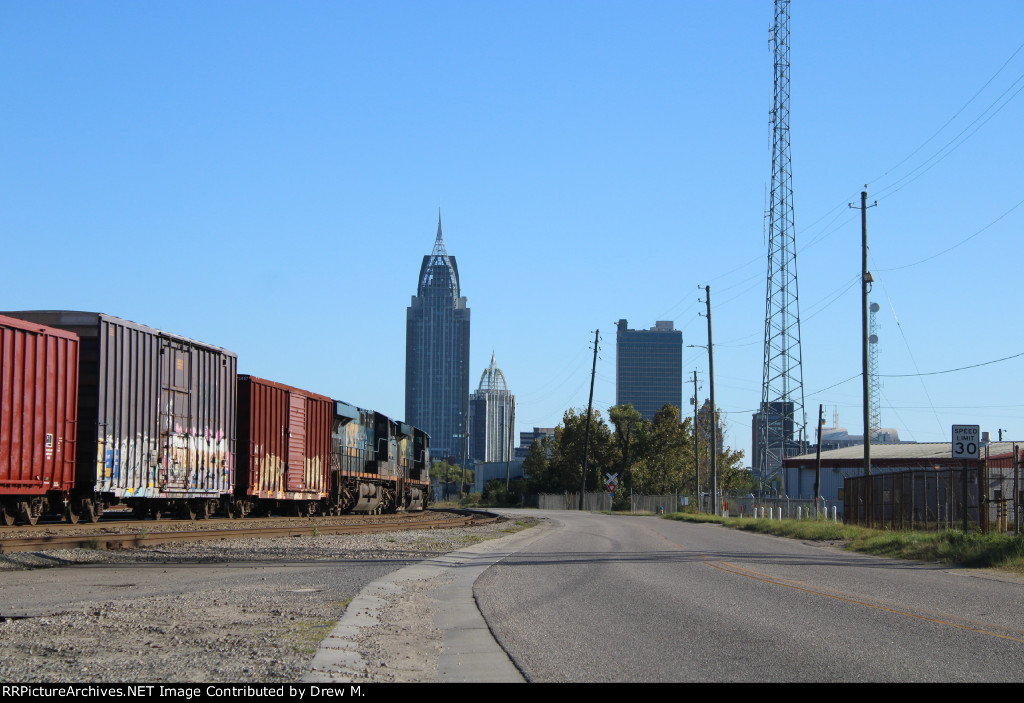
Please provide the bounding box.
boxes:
[0,311,429,525]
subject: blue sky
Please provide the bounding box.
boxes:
[3,1,1023,464]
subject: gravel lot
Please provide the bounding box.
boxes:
[0,517,530,683]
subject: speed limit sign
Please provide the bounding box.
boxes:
[952,425,980,459]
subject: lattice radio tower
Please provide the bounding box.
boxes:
[760,0,807,483]
[868,301,881,438]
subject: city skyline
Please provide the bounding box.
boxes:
[3,2,1023,467]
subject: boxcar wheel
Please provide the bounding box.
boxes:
[181,502,198,521]
[0,502,16,526]
[18,502,39,526]
[81,499,101,524]
[65,504,80,525]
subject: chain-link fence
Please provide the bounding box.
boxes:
[535,491,842,519]
[537,492,612,511]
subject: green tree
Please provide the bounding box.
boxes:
[696,400,749,493]
[431,459,474,495]
[524,408,614,493]
[482,477,526,506]
[608,403,649,495]
[523,435,556,493]
[632,404,694,495]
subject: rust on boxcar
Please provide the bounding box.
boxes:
[0,314,79,524]
[235,375,332,515]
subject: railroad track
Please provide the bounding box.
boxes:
[0,509,499,554]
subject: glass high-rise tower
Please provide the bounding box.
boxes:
[405,214,470,464]
[615,319,682,421]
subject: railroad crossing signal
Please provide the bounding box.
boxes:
[952,425,980,459]
[605,473,618,494]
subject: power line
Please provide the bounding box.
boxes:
[876,194,1024,272]
[869,39,1024,190]
[881,350,1024,378]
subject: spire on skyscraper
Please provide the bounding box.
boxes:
[478,351,509,392]
[419,209,460,297]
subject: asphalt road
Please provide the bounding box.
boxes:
[475,511,1024,682]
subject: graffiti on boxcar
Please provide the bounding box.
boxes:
[305,455,325,493]
[254,445,284,495]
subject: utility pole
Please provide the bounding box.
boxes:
[850,187,877,475]
[505,401,515,492]
[693,370,701,510]
[460,431,469,498]
[814,403,823,516]
[704,286,718,516]
[579,329,600,511]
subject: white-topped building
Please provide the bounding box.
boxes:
[469,353,516,463]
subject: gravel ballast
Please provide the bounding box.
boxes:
[0,518,528,683]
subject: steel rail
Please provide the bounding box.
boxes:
[0,511,499,554]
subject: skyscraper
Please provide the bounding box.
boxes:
[615,319,682,421]
[405,214,471,464]
[469,352,516,463]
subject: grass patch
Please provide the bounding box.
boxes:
[499,517,541,534]
[288,619,335,656]
[597,510,656,517]
[663,511,1024,574]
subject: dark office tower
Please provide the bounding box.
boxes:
[615,319,683,422]
[405,214,471,465]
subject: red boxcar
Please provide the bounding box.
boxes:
[3,311,237,522]
[0,314,79,524]
[235,375,332,517]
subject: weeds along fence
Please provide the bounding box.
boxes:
[721,495,843,520]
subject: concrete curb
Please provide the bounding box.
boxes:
[303,517,554,683]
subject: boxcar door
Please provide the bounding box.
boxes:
[287,392,306,492]
[160,341,193,491]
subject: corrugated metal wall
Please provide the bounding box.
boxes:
[0,315,78,496]
[2,312,237,501]
[238,376,331,501]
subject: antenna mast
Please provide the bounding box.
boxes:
[868,301,881,438]
[760,0,807,490]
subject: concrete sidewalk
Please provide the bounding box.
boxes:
[303,516,553,683]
